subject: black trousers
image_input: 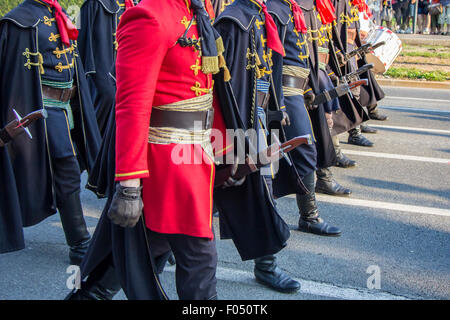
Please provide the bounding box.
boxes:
[148,230,218,300]
[394,1,409,28]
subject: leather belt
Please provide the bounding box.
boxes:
[257,91,271,109]
[318,52,329,65]
[150,108,214,131]
[282,74,307,91]
[41,85,77,102]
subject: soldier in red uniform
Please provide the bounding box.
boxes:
[68,0,229,300]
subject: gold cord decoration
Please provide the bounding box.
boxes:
[23,48,45,74]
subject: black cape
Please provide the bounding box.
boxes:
[302,0,369,136]
[285,0,337,168]
[78,0,121,135]
[78,68,167,299]
[213,0,293,261]
[0,4,101,254]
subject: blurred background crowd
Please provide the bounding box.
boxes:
[372,0,450,35]
[0,0,449,35]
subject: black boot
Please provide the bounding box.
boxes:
[360,124,377,134]
[296,172,341,236]
[57,192,91,265]
[367,104,388,121]
[315,168,351,196]
[254,255,300,293]
[296,195,341,237]
[65,260,122,300]
[332,135,356,168]
[336,153,357,168]
[348,127,374,147]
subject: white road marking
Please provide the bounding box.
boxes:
[385,96,450,105]
[314,195,450,218]
[340,149,450,164]
[368,124,450,135]
[379,106,450,114]
[164,265,411,300]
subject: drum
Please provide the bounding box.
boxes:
[359,12,376,35]
[364,26,402,74]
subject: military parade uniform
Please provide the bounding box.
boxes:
[349,0,387,121]
[68,0,231,300]
[78,0,139,135]
[213,0,304,293]
[0,0,101,265]
[290,0,353,198]
[331,0,376,146]
[265,0,342,236]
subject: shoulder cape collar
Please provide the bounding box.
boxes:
[96,0,121,14]
[214,0,263,32]
[296,0,315,11]
[1,1,42,28]
[267,0,292,26]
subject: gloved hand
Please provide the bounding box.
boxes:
[280,111,291,126]
[304,91,316,110]
[223,156,246,188]
[328,72,340,86]
[325,112,333,129]
[336,51,346,67]
[107,184,143,228]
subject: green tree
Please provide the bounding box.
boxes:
[0,0,85,18]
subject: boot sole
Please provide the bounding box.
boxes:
[297,226,342,237]
[347,142,374,147]
[254,277,301,294]
[315,188,351,197]
[360,130,377,134]
[336,163,357,168]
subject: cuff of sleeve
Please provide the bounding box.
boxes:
[115,170,149,181]
[280,105,286,110]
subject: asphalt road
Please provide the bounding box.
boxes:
[0,86,449,301]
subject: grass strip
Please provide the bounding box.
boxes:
[385,67,450,81]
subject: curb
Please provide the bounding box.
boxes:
[397,34,450,47]
[375,78,450,90]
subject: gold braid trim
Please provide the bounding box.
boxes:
[282,65,310,79]
[282,65,310,96]
[282,86,304,97]
[149,94,215,160]
[23,48,44,74]
[153,93,213,112]
[201,56,219,74]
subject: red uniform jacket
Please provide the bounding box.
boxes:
[114,0,226,239]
